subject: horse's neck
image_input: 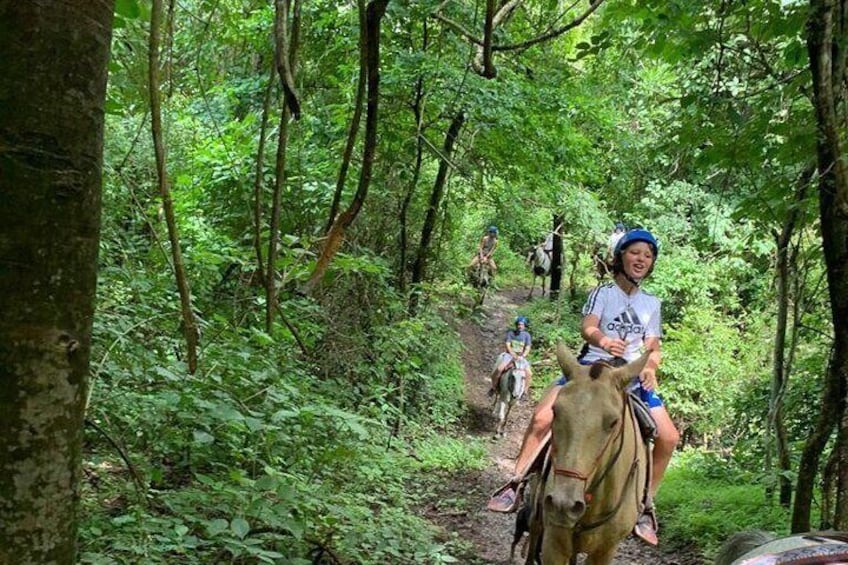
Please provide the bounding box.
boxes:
[586,399,644,512]
[500,370,521,398]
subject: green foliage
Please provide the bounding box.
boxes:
[84,304,473,563]
[660,449,792,558]
[85,0,838,560]
[410,436,489,473]
[662,306,767,437]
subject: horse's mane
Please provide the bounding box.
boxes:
[588,359,621,380]
[588,363,607,380]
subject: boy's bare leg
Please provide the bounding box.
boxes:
[511,385,559,480]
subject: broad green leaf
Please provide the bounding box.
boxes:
[230,517,250,540]
[206,519,229,537]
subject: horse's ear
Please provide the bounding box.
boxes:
[608,350,651,389]
[556,340,588,381]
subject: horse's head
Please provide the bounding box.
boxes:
[542,341,649,528]
[471,262,490,288]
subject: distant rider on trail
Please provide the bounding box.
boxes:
[470,225,500,275]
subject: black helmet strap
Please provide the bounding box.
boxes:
[622,272,642,289]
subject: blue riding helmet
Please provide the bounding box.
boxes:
[515,316,529,327]
[614,221,626,231]
[614,228,658,258]
[488,225,499,235]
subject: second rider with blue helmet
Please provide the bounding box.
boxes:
[488,316,533,397]
[489,228,679,546]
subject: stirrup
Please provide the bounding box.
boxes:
[487,481,522,513]
[633,507,658,546]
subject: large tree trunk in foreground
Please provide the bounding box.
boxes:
[0,2,114,562]
[797,0,848,531]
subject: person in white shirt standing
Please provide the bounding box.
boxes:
[606,221,627,265]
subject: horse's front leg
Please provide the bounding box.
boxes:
[499,400,514,437]
[540,525,574,565]
[584,544,618,565]
[494,400,505,436]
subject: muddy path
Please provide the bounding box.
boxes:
[424,287,706,565]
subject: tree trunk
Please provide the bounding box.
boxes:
[325,0,367,235]
[803,0,848,530]
[549,215,563,300]
[768,171,811,506]
[252,63,276,284]
[0,2,114,562]
[302,0,391,296]
[266,0,301,332]
[823,442,840,529]
[150,0,198,373]
[397,23,429,292]
[793,351,841,530]
[273,0,301,119]
[476,0,497,77]
[408,110,465,315]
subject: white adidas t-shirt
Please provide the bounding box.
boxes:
[580,282,662,363]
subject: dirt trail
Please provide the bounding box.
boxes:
[425,287,705,564]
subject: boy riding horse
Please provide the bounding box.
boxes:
[470,225,499,275]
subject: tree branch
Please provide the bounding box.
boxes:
[494,0,605,52]
[274,0,302,119]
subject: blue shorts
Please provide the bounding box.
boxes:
[554,359,664,408]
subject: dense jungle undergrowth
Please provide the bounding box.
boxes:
[80,261,795,564]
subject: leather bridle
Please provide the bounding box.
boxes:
[550,394,642,533]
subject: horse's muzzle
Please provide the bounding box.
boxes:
[544,490,586,527]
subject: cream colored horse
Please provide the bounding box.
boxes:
[492,360,528,437]
[525,342,651,565]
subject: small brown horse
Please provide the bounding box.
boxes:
[525,342,651,565]
[467,260,493,307]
